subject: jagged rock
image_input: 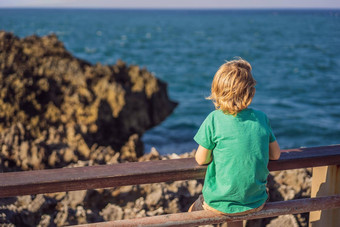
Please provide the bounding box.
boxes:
[267,214,299,227]
[54,202,68,226]
[75,206,87,224]
[145,185,163,206]
[63,190,87,209]
[0,31,177,172]
[187,180,203,196]
[138,147,162,162]
[120,134,143,161]
[271,168,312,200]
[100,204,123,221]
[27,195,46,213]
[37,214,52,227]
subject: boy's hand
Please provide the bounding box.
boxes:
[195,145,212,165]
[269,141,281,160]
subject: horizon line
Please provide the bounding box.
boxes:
[1,7,340,10]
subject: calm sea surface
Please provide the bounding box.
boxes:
[1,9,340,154]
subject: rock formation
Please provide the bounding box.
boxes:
[0,31,177,172]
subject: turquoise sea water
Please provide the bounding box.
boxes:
[1,9,340,154]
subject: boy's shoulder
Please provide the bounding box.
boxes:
[248,108,270,123]
[250,108,267,117]
[207,109,227,118]
[202,110,227,124]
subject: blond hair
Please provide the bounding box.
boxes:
[207,59,256,116]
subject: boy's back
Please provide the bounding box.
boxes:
[194,108,276,213]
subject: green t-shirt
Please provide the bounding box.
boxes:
[194,108,276,214]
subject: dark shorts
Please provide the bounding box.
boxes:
[190,194,266,215]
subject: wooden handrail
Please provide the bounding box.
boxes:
[1,144,340,198]
[74,195,340,227]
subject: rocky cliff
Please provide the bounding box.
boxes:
[0,31,177,172]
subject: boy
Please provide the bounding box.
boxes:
[189,59,281,227]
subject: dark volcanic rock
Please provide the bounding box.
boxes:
[0,31,177,171]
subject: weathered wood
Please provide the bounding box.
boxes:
[268,145,340,171]
[74,195,340,227]
[0,158,206,198]
[310,165,340,227]
[0,145,340,198]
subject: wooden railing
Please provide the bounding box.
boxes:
[1,145,340,226]
[79,196,340,226]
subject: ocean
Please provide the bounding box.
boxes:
[1,9,339,154]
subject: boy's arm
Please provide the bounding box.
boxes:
[195,145,212,165]
[269,140,281,160]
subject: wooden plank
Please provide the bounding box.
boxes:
[74,195,340,227]
[269,145,340,171]
[0,145,340,198]
[0,158,206,198]
[310,165,340,227]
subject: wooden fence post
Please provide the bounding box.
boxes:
[309,165,340,227]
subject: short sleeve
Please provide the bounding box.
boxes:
[194,113,215,150]
[266,115,276,143]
